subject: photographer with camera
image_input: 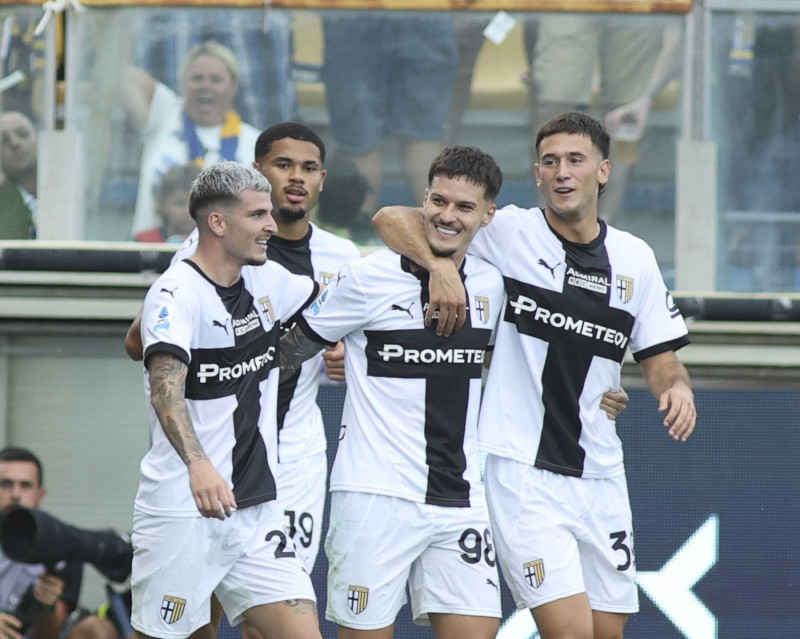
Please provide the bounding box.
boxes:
[0,447,118,639]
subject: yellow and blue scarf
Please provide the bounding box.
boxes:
[184,110,242,167]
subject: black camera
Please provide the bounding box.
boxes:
[0,506,133,634]
[0,506,132,583]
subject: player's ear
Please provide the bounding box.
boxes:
[481,202,497,228]
[598,158,611,186]
[206,210,227,237]
[319,168,327,192]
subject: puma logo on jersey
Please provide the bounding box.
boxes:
[486,578,498,590]
[160,287,178,298]
[212,319,229,335]
[390,302,414,318]
[538,259,560,278]
[335,272,347,285]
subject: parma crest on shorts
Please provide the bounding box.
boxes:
[160,595,186,624]
[347,585,368,614]
[523,559,545,589]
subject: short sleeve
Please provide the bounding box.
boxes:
[469,204,524,270]
[141,273,195,366]
[299,261,369,344]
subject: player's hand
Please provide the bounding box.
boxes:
[188,459,237,519]
[33,573,65,609]
[0,612,23,639]
[426,259,466,337]
[600,387,629,420]
[323,342,346,382]
[658,383,696,442]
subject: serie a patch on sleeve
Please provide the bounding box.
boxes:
[309,287,331,316]
[154,306,171,331]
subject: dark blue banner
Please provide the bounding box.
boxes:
[220,386,800,638]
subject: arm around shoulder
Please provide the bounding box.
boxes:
[372,205,466,336]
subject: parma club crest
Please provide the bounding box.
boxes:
[160,595,186,624]
[347,586,368,614]
[258,296,275,323]
[474,296,490,325]
[616,276,634,304]
[523,559,545,589]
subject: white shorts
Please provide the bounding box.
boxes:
[484,455,639,614]
[274,451,327,573]
[324,491,501,630]
[130,501,316,638]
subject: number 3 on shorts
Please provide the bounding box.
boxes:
[609,530,633,571]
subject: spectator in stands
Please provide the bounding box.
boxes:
[124,41,260,238]
[319,12,458,243]
[130,9,296,131]
[530,16,682,222]
[134,164,201,243]
[0,112,38,239]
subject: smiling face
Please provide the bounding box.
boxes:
[534,132,609,225]
[182,55,238,127]
[422,174,496,266]
[219,189,277,267]
[254,137,326,225]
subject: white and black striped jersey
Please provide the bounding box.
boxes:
[298,249,506,508]
[137,259,318,516]
[470,206,689,479]
[172,226,360,462]
[266,224,360,461]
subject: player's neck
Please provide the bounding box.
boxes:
[275,218,310,241]
[544,206,600,245]
[190,246,243,288]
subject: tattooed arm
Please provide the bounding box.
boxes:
[279,324,326,383]
[148,352,237,519]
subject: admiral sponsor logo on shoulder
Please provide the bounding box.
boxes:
[233,309,261,336]
[422,302,470,321]
[509,295,629,349]
[567,267,610,294]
